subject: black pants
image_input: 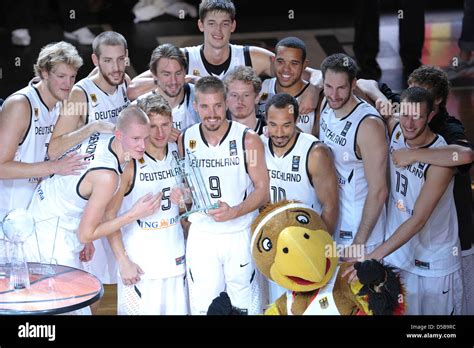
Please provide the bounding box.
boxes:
[56,0,92,32]
[3,0,33,30]
[354,0,425,76]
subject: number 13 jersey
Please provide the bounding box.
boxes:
[385,124,460,277]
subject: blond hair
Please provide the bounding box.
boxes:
[224,66,262,94]
[137,94,172,118]
[34,41,83,78]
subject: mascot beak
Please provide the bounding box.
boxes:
[270,226,335,291]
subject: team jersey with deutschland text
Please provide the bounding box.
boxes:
[319,98,386,247]
[75,78,130,125]
[262,132,321,213]
[27,133,122,262]
[0,81,60,212]
[120,142,185,279]
[384,124,461,277]
[183,121,256,232]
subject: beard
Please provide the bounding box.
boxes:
[163,85,183,98]
[326,93,351,110]
[101,70,125,86]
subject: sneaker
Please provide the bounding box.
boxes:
[64,27,96,45]
[445,59,474,80]
[11,28,31,46]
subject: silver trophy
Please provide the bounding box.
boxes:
[1,209,35,289]
[172,149,218,220]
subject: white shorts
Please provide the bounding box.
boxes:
[186,225,263,315]
[400,269,464,315]
[82,237,117,284]
[117,275,188,315]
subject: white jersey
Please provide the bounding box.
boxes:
[136,83,199,132]
[319,98,386,247]
[384,124,461,277]
[121,143,185,279]
[262,132,322,213]
[183,44,251,79]
[26,133,121,263]
[258,78,315,134]
[0,81,60,212]
[183,121,256,232]
[75,78,130,125]
[286,266,341,315]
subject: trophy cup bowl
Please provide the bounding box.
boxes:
[1,209,35,289]
[2,209,35,243]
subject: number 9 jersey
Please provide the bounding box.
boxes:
[182,121,257,232]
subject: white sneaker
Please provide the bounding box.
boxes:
[64,27,96,45]
[11,28,31,46]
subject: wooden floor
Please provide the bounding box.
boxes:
[96,284,117,315]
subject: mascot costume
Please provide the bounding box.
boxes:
[208,201,405,315]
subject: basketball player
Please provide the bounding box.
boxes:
[356,66,473,314]
[134,43,200,142]
[48,31,131,160]
[127,0,321,114]
[107,94,188,315]
[263,92,339,303]
[349,87,463,315]
[258,37,322,134]
[47,31,131,290]
[24,106,162,276]
[224,66,266,135]
[318,53,388,255]
[0,41,85,214]
[171,76,269,315]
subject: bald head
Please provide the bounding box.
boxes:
[116,106,150,132]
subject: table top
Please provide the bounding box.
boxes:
[0,262,103,315]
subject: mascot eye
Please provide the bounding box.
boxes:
[262,238,272,251]
[296,214,309,224]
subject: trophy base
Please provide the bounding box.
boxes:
[177,203,219,220]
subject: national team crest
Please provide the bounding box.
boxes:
[192,69,201,76]
[138,157,145,164]
[395,131,401,142]
[260,92,269,101]
[90,93,97,104]
[189,139,197,150]
[319,297,329,309]
[229,140,237,156]
[33,108,39,119]
[292,156,300,172]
